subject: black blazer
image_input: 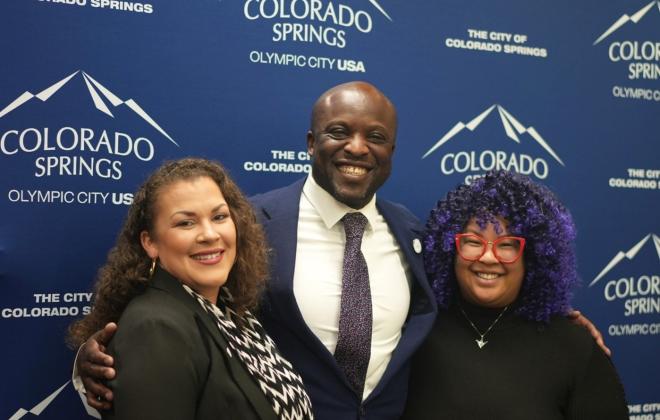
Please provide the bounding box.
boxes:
[103,268,278,420]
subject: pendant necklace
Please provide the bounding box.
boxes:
[458,304,509,349]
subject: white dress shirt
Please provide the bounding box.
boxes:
[293,175,412,401]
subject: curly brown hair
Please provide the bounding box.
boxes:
[68,158,268,347]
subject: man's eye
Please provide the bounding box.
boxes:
[369,133,387,143]
[327,129,348,138]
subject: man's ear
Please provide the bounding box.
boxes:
[306,130,315,156]
[140,230,158,259]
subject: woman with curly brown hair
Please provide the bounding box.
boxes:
[69,158,313,420]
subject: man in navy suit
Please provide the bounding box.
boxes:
[249,81,437,419]
[76,81,436,419]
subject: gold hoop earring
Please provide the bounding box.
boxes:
[149,258,157,278]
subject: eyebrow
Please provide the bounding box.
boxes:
[170,203,228,218]
[324,120,390,132]
[464,228,510,237]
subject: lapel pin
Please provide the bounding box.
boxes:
[413,238,422,254]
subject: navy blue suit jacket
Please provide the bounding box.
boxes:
[251,178,437,420]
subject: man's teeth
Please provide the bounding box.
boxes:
[193,252,220,261]
[476,272,500,280]
[339,165,367,175]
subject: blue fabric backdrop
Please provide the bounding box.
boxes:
[1,0,658,418]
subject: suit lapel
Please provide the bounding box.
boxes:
[255,180,347,379]
[255,179,302,325]
[366,200,438,402]
[150,269,277,420]
[377,201,428,290]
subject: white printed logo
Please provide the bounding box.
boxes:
[590,233,660,322]
[366,0,392,20]
[9,380,99,419]
[593,1,660,101]
[423,104,563,164]
[589,233,660,286]
[244,0,392,72]
[243,0,392,49]
[0,70,177,146]
[593,0,660,45]
[0,70,179,184]
[422,104,564,184]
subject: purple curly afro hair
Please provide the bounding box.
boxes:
[424,170,578,322]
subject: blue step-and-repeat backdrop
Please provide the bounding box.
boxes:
[1,0,658,418]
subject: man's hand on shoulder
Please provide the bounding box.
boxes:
[78,322,118,410]
[567,310,611,357]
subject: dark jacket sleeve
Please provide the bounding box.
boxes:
[103,310,209,420]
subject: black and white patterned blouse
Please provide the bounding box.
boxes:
[182,284,314,420]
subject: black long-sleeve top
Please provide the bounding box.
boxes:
[403,300,628,420]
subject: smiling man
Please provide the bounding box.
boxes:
[307,82,397,209]
[249,81,437,419]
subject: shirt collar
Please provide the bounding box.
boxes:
[303,174,378,231]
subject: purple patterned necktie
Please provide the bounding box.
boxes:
[334,212,372,398]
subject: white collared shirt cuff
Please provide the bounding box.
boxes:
[72,344,86,393]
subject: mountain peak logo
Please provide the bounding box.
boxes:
[0,70,178,147]
[589,233,660,287]
[422,104,564,166]
[9,380,99,420]
[593,0,660,45]
[367,0,392,21]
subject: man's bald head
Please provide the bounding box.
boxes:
[310,81,397,138]
[306,81,398,209]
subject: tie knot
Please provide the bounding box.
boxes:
[342,212,368,239]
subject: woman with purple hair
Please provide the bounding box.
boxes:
[403,171,628,419]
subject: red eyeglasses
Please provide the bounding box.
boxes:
[455,233,526,264]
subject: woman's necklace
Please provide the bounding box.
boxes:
[458,303,509,349]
